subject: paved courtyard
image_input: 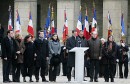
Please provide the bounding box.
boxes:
[0,59,130,84]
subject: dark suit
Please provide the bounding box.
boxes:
[66,36,77,81]
[1,36,18,82]
[33,38,49,81]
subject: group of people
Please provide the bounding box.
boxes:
[0,29,129,83]
[65,30,129,82]
[1,30,61,83]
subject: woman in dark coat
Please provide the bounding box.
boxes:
[117,40,129,78]
[102,35,117,82]
[23,35,34,82]
[13,34,25,82]
[49,33,61,82]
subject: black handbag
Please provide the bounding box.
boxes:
[50,54,61,66]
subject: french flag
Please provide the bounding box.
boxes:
[107,11,112,37]
[84,8,91,40]
[91,8,97,32]
[15,9,21,34]
[62,9,68,42]
[121,13,126,36]
[8,6,13,30]
[76,11,82,35]
[27,11,34,36]
[46,6,51,37]
[51,19,55,34]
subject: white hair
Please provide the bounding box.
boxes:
[101,38,106,42]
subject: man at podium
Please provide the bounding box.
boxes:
[66,30,77,81]
[87,31,102,82]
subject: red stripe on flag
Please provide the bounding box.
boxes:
[27,26,34,36]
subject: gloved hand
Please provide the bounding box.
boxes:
[99,56,102,60]
[63,47,66,50]
[121,43,125,47]
[116,59,119,63]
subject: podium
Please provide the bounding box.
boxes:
[69,47,89,82]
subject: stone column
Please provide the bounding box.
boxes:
[14,0,37,37]
[57,0,81,39]
[103,0,128,42]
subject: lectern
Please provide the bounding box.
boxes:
[69,47,89,82]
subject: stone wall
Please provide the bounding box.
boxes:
[103,0,128,43]
[127,0,130,45]
[0,0,14,36]
[14,0,37,37]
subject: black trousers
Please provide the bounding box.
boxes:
[104,64,115,80]
[12,63,23,81]
[34,62,46,80]
[23,65,33,78]
[56,64,60,76]
[119,62,128,78]
[62,62,67,76]
[99,61,104,77]
[85,67,90,77]
[12,60,17,81]
[49,65,58,81]
[89,59,99,80]
[2,60,12,82]
[66,67,75,80]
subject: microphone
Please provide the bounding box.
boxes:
[78,40,81,47]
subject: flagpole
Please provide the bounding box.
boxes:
[8,5,13,30]
[63,7,66,58]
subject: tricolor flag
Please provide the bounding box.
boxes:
[15,9,21,34]
[121,13,126,36]
[107,11,112,37]
[91,8,97,32]
[51,6,55,34]
[76,7,82,35]
[84,8,91,40]
[27,11,34,36]
[8,5,13,30]
[45,6,51,38]
[62,9,68,42]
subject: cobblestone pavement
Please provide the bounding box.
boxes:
[0,59,130,84]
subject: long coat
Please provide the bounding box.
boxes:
[15,39,25,63]
[1,36,18,60]
[66,36,77,67]
[117,45,129,62]
[23,42,34,67]
[33,39,49,67]
[87,38,102,59]
[102,41,117,64]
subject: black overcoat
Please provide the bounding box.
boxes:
[102,41,117,64]
[1,36,18,60]
[23,42,34,67]
[33,39,49,67]
[66,36,76,67]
